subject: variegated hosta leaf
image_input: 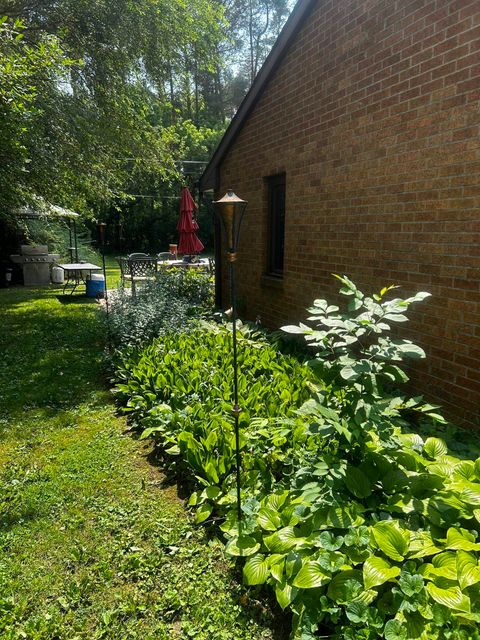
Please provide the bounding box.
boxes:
[453,461,476,481]
[292,561,331,589]
[408,531,443,559]
[371,521,410,561]
[326,506,364,529]
[423,437,448,460]
[243,554,269,585]
[446,528,480,551]
[397,433,424,449]
[427,462,453,478]
[263,491,289,512]
[257,506,282,531]
[363,556,400,590]
[456,550,480,590]
[263,527,303,553]
[449,481,480,507]
[426,551,457,580]
[426,583,471,613]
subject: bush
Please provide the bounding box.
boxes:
[108,267,214,347]
[113,322,316,501]
[113,276,480,640]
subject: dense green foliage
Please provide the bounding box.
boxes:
[0,1,294,253]
[113,324,316,509]
[108,268,214,347]
[114,277,480,639]
[0,284,283,640]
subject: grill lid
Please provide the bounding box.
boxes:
[21,245,49,256]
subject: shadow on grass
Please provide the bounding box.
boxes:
[0,287,108,422]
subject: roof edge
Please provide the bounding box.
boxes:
[199,0,318,191]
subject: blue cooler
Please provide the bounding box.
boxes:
[86,273,105,298]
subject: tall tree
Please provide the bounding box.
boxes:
[0,0,226,217]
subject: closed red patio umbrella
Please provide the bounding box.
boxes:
[177,187,204,255]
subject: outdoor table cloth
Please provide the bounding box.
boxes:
[158,259,209,270]
[58,262,102,294]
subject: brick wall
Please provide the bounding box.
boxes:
[217,0,480,427]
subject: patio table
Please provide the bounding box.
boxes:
[158,258,210,270]
[58,262,102,295]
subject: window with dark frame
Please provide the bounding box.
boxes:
[267,173,286,277]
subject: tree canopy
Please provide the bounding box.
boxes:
[0,0,293,247]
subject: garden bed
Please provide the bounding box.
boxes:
[112,275,480,640]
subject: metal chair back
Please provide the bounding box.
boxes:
[128,256,158,278]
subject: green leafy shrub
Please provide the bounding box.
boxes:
[113,276,480,640]
[114,323,315,515]
[108,268,214,346]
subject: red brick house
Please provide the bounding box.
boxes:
[200,0,480,427]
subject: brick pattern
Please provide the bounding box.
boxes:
[217,0,480,427]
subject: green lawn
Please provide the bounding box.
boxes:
[0,280,285,639]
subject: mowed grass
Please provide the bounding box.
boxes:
[0,278,285,640]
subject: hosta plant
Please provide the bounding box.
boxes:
[113,276,480,640]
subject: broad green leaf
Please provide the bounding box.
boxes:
[268,554,285,582]
[408,531,443,559]
[292,561,331,589]
[453,461,475,481]
[456,550,480,590]
[275,579,297,609]
[427,463,453,478]
[423,437,448,460]
[194,502,212,524]
[384,619,407,640]
[452,481,480,506]
[344,465,372,499]
[397,342,426,359]
[426,584,471,612]
[429,552,457,580]
[405,613,427,639]
[243,554,269,585]
[326,506,364,529]
[346,601,368,623]
[281,324,309,334]
[399,573,424,597]
[352,589,378,605]
[363,556,400,590]
[203,486,222,500]
[264,527,300,553]
[225,535,260,557]
[257,506,282,531]
[318,531,344,551]
[372,521,410,561]
[327,570,363,603]
[446,528,480,551]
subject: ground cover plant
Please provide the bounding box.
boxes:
[0,284,283,640]
[108,267,214,347]
[114,276,480,639]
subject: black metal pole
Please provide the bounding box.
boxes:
[229,255,242,524]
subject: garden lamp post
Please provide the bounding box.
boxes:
[213,190,247,523]
[96,222,109,316]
